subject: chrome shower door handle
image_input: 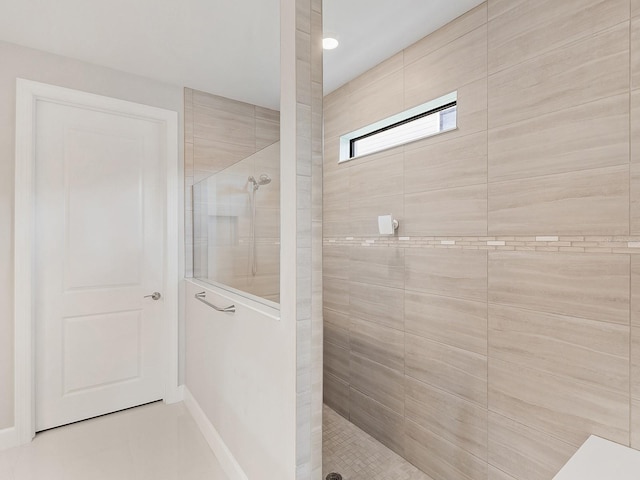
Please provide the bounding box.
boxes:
[144,292,162,300]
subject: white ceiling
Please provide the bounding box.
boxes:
[0,0,484,109]
[323,0,485,95]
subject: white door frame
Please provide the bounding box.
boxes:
[13,78,181,445]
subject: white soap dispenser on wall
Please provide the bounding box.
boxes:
[378,214,399,235]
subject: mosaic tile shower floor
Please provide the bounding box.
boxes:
[322,405,434,480]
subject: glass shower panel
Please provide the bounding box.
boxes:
[193,142,280,304]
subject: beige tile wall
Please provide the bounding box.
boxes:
[184,88,280,277]
[323,2,640,479]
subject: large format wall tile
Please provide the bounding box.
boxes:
[349,193,404,236]
[405,291,487,355]
[404,184,487,236]
[193,136,255,181]
[324,88,354,141]
[255,106,280,150]
[324,277,349,312]
[405,334,487,407]
[488,252,630,325]
[488,165,629,235]
[350,70,404,131]
[349,388,405,456]
[405,419,488,480]
[193,101,256,148]
[323,168,349,207]
[324,308,349,349]
[348,246,404,289]
[322,245,349,279]
[185,89,194,142]
[348,152,404,200]
[405,249,488,302]
[633,398,640,449]
[488,0,629,74]
[404,132,487,193]
[488,412,576,480]
[632,327,640,399]
[454,78,488,137]
[349,281,404,330]
[488,94,629,182]
[404,4,487,65]
[489,358,629,446]
[405,25,487,109]
[633,257,640,398]
[488,22,629,129]
[488,466,518,480]
[192,89,255,114]
[632,256,640,326]
[632,18,640,89]
[350,353,404,414]
[634,0,640,18]
[348,53,404,94]
[349,317,404,371]
[323,341,349,383]
[631,90,640,234]
[323,207,350,237]
[324,372,349,419]
[489,304,629,393]
[487,0,517,21]
[405,376,487,460]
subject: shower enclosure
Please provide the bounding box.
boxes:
[192,142,280,304]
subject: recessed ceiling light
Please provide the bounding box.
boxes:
[323,37,339,50]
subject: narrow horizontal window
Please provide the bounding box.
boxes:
[339,92,457,162]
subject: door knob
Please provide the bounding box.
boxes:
[144,292,162,300]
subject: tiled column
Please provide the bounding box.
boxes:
[281,0,323,478]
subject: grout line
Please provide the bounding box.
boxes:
[402,18,488,69]
[404,369,486,409]
[486,19,629,78]
[631,254,633,446]
[487,407,578,450]
[489,89,630,135]
[630,13,633,239]
[487,160,630,186]
[400,74,408,435]
[630,7,633,446]
[486,7,491,455]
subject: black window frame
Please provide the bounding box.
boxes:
[349,101,457,159]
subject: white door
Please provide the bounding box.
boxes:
[34,98,166,431]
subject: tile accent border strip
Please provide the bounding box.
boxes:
[323,235,640,254]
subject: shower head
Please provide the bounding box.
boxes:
[257,174,271,185]
[248,173,272,190]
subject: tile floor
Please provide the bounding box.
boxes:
[0,401,228,480]
[322,405,434,480]
[1,400,436,480]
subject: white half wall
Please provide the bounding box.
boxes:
[184,280,296,480]
[183,387,247,480]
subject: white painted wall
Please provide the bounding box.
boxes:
[184,280,296,479]
[182,4,310,477]
[0,40,184,431]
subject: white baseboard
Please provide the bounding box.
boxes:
[0,427,18,451]
[167,384,185,404]
[183,387,247,480]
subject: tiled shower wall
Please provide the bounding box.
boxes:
[323,1,640,480]
[184,88,279,276]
